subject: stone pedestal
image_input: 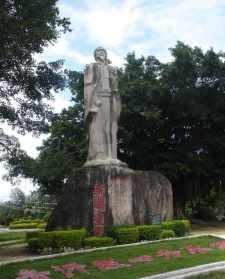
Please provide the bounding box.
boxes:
[47,165,173,235]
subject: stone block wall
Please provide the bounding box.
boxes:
[47,165,173,235]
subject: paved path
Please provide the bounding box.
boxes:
[191,222,225,238]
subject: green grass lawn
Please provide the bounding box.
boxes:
[1,236,225,279]
[0,231,26,243]
[191,271,225,278]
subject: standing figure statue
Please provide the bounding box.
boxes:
[84,47,124,166]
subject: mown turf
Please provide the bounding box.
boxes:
[0,236,225,279]
[0,232,26,242]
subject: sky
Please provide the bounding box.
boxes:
[1,0,225,201]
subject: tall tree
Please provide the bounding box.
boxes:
[10,187,26,209]
[0,0,70,155]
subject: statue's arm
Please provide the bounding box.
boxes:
[84,64,95,120]
[84,63,101,120]
[109,66,119,93]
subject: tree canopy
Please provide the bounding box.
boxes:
[0,0,70,155]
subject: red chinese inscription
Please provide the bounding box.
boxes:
[92,184,105,236]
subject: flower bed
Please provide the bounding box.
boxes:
[1,236,224,279]
[52,263,88,277]
[156,249,181,259]
[16,270,52,279]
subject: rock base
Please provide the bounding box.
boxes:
[47,165,173,235]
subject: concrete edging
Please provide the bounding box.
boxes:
[140,261,225,279]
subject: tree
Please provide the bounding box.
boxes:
[0,0,70,155]
[10,187,26,208]
[4,71,87,196]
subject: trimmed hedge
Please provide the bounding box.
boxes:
[181,219,191,233]
[160,229,176,239]
[109,225,135,238]
[28,238,43,252]
[9,218,45,229]
[9,223,39,229]
[27,220,190,252]
[137,225,162,240]
[26,231,40,241]
[162,220,190,237]
[112,227,139,244]
[27,228,87,252]
[83,236,115,248]
[37,223,47,229]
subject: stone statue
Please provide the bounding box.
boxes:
[47,47,173,232]
[84,47,123,166]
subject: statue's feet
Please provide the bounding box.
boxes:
[83,158,128,167]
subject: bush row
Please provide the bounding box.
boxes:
[27,220,190,252]
[9,222,46,229]
[11,218,43,225]
[9,223,39,229]
[110,220,190,244]
[83,236,115,248]
[9,218,46,229]
[27,228,87,252]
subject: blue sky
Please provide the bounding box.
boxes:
[1,0,225,200]
[42,0,225,69]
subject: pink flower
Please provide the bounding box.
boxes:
[210,241,225,250]
[128,255,154,263]
[185,245,210,254]
[16,270,52,279]
[52,263,88,278]
[156,249,181,259]
[94,258,131,271]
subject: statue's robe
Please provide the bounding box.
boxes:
[84,62,121,162]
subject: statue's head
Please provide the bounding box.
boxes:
[94,47,108,63]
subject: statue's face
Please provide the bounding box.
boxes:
[95,49,107,62]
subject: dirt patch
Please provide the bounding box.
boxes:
[0,244,38,262]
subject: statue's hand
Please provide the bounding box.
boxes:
[90,99,102,113]
[95,99,102,107]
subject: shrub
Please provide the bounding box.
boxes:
[112,227,139,244]
[108,225,135,238]
[26,231,40,241]
[27,238,43,252]
[83,236,115,248]
[160,230,176,239]
[27,228,87,252]
[43,212,51,222]
[137,225,162,240]
[9,222,38,229]
[162,220,190,237]
[37,223,47,229]
[10,218,42,225]
[181,219,191,233]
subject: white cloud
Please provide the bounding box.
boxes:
[0,165,35,201]
[81,1,141,47]
[54,0,225,66]
[37,37,92,66]
[141,0,225,60]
